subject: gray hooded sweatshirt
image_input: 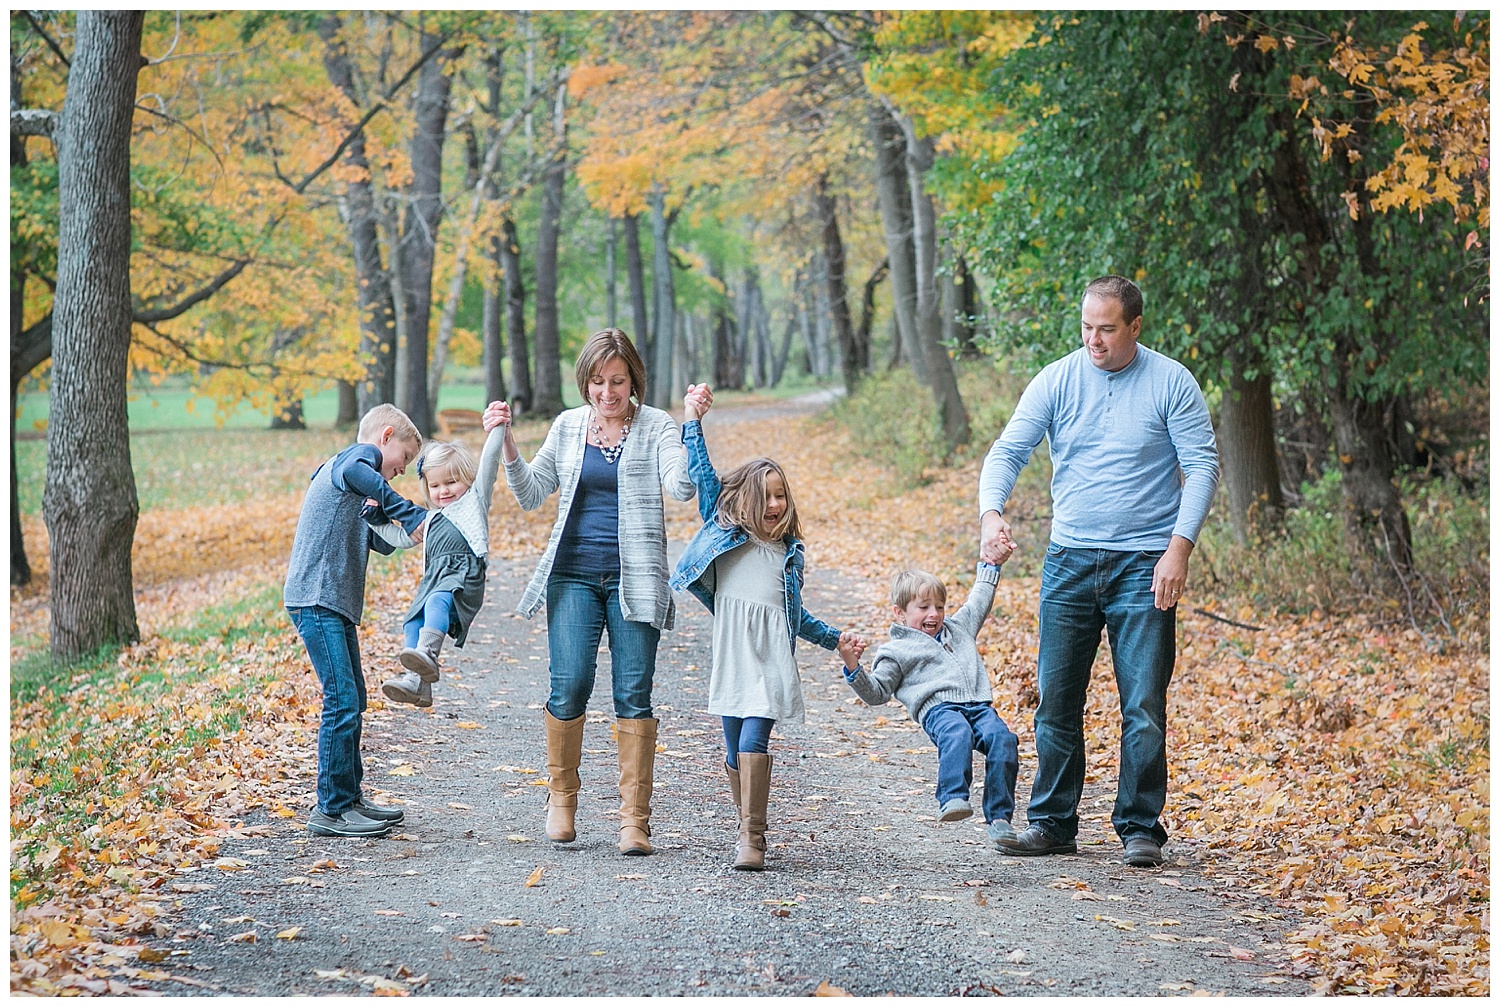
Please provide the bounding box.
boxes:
[844,563,1001,727]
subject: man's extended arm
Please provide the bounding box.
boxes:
[977,373,1051,563]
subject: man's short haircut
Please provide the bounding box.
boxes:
[358,403,421,446]
[1083,275,1144,323]
[891,568,947,610]
[575,327,649,404]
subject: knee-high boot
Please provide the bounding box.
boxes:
[735,752,771,871]
[544,711,585,843]
[725,761,741,861]
[616,717,657,855]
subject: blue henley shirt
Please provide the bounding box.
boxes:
[978,344,1220,551]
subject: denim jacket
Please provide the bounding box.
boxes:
[669,420,842,653]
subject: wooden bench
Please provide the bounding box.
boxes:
[436,408,484,439]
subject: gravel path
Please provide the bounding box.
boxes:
[159,540,1309,996]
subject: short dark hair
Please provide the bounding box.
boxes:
[575,328,648,404]
[1083,275,1144,323]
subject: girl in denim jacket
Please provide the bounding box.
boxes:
[670,384,865,870]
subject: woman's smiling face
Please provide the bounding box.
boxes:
[588,355,633,420]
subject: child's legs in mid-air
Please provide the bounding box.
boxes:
[922,702,979,809]
[721,716,775,770]
[289,605,368,815]
[967,706,1020,823]
[403,591,456,648]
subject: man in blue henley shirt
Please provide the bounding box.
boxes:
[978,275,1219,868]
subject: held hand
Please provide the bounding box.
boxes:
[483,400,511,432]
[410,520,427,546]
[837,632,867,671]
[980,510,1013,566]
[683,383,713,421]
[1151,535,1194,610]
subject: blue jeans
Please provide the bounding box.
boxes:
[404,591,455,647]
[721,716,774,770]
[545,571,661,721]
[288,605,366,816]
[1030,546,1176,845]
[922,702,1019,824]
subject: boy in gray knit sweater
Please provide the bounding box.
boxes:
[838,556,1020,847]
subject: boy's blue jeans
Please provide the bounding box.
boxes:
[1030,546,1176,846]
[288,605,366,816]
[922,701,1019,823]
[544,571,660,721]
[403,591,455,647]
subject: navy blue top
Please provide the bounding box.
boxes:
[553,443,621,575]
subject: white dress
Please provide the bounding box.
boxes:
[705,537,804,723]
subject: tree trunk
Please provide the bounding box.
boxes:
[11,61,35,588]
[648,184,677,408]
[399,31,459,436]
[1328,381,1414,589]
[335,380,358,427]
[710,259,743,389]
[1218,350,1284,544]
[623,211,649,347]
[815,175,862,392]
[483,232,506,404]
[605,216,618,328]
[501,216,531,413]
[427,123,484,410]
[900,122,970,449]
[530,83,567,416]
[770,298,795,387]
[869,103,922,381]
[949,252,981,359]
[319,15,398,417]
[270,390,306,430]
[857,257,890,369]
[43,10,144,660]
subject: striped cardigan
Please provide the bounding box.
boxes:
[504,404,695,630]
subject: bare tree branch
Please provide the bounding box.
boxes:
[10,109,59,138]
[132,259,253,323]
[22,11,70,68]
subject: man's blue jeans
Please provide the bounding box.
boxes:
[288,605,366,816]
[922,702,1019,824]
[545,571,660,721]
[1030,546,1176,846]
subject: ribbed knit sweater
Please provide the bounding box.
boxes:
[845,563,1001,727]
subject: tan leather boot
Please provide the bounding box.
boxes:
[544,711,585,843]
[735,752,771,871]
[616,717,658,855]
[725,761,741,864]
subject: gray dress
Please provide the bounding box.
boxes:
[403,515,486,647]
[705,537,804,723]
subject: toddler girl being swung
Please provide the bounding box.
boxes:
[371,401,508,708]
[670,384,865,871]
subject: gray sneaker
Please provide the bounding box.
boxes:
[355,799,405,824]
[986,819,1017,847]
[938,798,974,822]
[381,670,432,708]
[307,808,394,838]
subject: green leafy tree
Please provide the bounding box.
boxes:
[966,11,1486,590]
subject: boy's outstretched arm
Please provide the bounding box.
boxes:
[843,649,903,708]
[945,562,1004,639]
[334,446,426,534]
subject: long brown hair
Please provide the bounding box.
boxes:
[716,457,800,542]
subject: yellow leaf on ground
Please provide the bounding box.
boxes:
[455,721,482,730]
[524,866,545,887]
[814,980,853,996]
[388,765,416,777]
[275,927,302,940]
[226,931,257,943]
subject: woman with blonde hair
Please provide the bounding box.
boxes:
[492,329,698,855]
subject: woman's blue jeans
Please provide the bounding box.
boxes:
[1029,546,1176,846]
[288,605,366,816]
[545,571,660,721]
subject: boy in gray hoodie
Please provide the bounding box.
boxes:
[837,557,1019,847]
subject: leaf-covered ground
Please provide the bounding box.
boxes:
[10,398,1488,995]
